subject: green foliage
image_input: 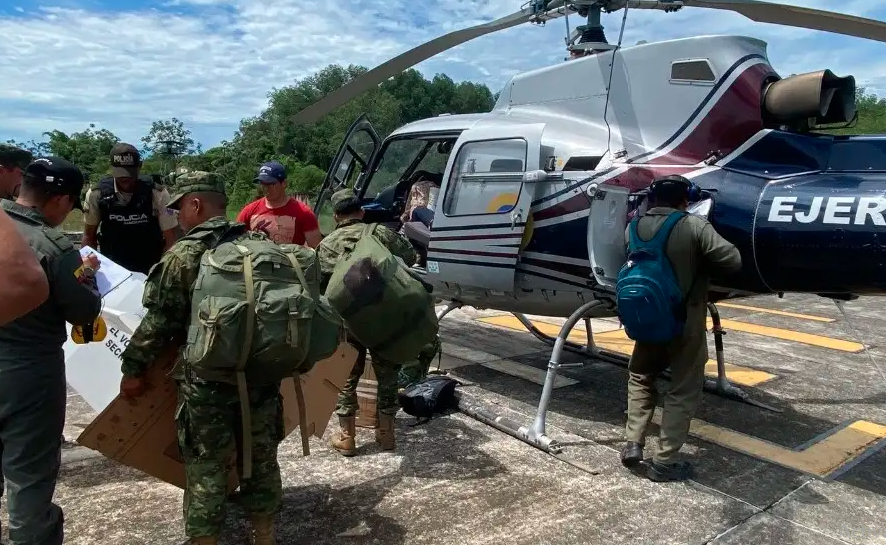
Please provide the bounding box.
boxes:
[10,64,886,225]
[823,88,886,136]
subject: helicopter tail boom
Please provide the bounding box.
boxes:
[707,131,886,297]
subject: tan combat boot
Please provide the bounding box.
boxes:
[330,416,357,456]
[250,514,276,545]
[375,413,396,451]
[189,537,218,545]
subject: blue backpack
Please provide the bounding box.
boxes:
[616,211,688,344]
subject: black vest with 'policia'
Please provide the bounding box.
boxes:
[96,175,165,275]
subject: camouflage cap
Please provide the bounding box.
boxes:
[331,188,359,213]
[167,171,226,209]
[0,143,33,169]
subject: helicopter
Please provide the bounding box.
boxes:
[295,0,886,453]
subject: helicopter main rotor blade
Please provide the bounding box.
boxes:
[679,0,886,43]
[292,6,556,126]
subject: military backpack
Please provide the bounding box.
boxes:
[325,223,438,362]
[181,227,344,475]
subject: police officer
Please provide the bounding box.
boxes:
[0,156,103,545]
[620,175,742,482]
[0,143,33,199]
[81,142,178,274]
[118,172,282,545]
[317,188,440,455]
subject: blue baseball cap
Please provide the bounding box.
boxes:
[254,160,286,184]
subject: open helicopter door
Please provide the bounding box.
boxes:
[586,182,630,292]
[313,114,381,232]
[427,122,545,293]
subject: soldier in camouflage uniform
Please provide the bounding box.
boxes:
[317,188,441,456]
[0,143,33,199]
[118,172,282,545]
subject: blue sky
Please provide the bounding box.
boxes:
[2,0,885,151]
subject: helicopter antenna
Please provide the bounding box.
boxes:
[602,4,630,157]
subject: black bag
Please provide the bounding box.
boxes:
[397,375,461,422]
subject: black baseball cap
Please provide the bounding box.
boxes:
[0,143,33,169]
[109,142,141,178]
[24,156,85,210]
[254,160,286,184]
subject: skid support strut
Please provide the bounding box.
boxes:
[510,303,781,413]
[459,300,607,454]
[705,303,781,412]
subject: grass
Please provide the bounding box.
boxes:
[61,210,84,232]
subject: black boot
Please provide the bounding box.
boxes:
[646,460,693,482]
[620,441,644,467]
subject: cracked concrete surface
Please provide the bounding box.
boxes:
[2,293,885,544]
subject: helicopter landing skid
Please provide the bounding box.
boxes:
[509,304,782,414]
[461,300,783,457]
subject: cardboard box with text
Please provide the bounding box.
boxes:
[77,343,357,490]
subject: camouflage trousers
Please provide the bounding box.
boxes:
[398,335,443,388]
[175,379,284,538]
[335,343,400,417]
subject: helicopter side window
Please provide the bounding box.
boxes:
[670,59,716,85]
[442,138,527,217]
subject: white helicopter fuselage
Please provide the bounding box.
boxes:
[351,35,783,318]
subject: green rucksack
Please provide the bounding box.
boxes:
[279,243,346,369]
[325,223,438,362]
[182,229,344,476]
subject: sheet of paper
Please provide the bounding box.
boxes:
[79,245,133,297]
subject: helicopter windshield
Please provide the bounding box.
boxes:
[363,138,450,199]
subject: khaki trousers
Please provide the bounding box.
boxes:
[624,332,708,463]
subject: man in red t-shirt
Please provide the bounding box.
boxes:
[237,160,322,247]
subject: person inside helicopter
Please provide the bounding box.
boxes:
[397,171,441,266]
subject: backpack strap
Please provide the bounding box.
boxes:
[234,243,258,479]
[360,222,379,238]
[281,250,313,457]
[291,374,310,456]
[635,211,700,304]
[628,211,686,252]
[649,211,687,247]
[284,250,310,293]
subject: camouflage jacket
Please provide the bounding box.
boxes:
[316,218,418,292]
[119,216,262,378]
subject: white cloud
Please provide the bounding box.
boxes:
[1,0,885,148]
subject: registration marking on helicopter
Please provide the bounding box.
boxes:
[476,316,776,387]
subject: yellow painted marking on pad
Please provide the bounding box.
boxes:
[717,302,835,323]
[671,416,886,477]
[710,318,864,353]
[477,315,776,387]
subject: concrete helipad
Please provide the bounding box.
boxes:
[4,293,886,544]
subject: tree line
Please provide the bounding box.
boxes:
[6,64,497,214]
[6,62,886,216]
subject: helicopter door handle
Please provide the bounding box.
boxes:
[511,209,523,229]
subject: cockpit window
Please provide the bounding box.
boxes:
[363,139,451,200]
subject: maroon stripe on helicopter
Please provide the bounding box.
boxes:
[532,165,698,221]
[531,193,590,221]
[646,62,774,166]
[430,233,523,242]
[428,248,517,258]
[520,257,591,279]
